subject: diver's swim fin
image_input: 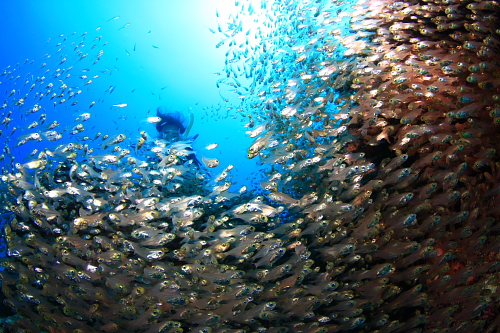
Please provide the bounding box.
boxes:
[184,113,194,138]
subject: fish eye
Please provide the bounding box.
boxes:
[266,301,276,309]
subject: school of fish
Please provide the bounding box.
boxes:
[1,0,500,332]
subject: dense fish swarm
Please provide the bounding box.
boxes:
[1,0,500,332]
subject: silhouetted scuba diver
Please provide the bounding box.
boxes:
[155,107,202,168]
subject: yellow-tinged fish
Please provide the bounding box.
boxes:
[247,132,272,159]
[202,156,220,168]
[91,154,120,164]
[102,134,126,149]
[136,137,145,154]
[246,121,268,138]
[23,159,47,169]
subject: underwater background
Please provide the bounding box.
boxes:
[1,0,500,332]
[0,0,261,186]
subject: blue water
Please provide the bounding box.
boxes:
[0,0,262,188]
